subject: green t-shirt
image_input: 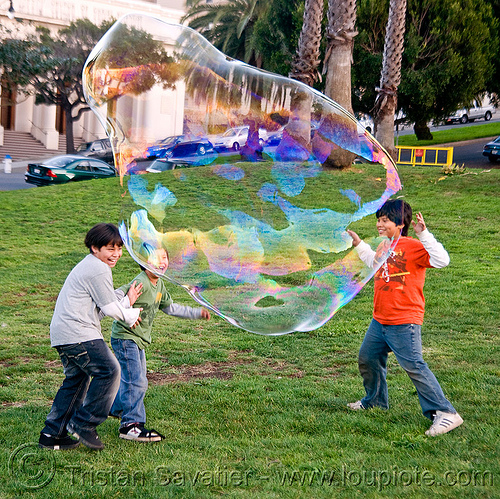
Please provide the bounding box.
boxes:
[111,271,173,350]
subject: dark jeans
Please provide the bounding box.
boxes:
[41,339,120,437]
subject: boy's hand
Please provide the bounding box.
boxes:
[127,281,143,306]
[411,212,427,234]
[131,310,143,329]
[346,229,361,247]
[201,309,211,320]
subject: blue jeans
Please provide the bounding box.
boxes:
[42,339,120,437]
[358,320,456,419]
[110,338,148,426]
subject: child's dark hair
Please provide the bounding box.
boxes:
[84,223,123,252]
[376,199,413,236]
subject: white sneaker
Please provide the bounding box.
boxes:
[425,411,463,436]
[119,423,164,442]
[347,400,365,410]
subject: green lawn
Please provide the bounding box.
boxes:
[396,122,500,147]
[0,164,498,498]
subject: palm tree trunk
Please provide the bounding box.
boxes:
[322,0,358,168]
[278,0,325,161]
[289,0,324,87]
[323,0,357,113]
[373,0,407,159]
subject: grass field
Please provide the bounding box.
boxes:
[396,122,500,147]
[0,163,499,498]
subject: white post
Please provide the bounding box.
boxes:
[4,154,12,173]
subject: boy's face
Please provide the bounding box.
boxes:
[376,216,404,239]
[155,249,169,274]
[91,244,123,268]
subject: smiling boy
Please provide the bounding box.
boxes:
[346,199,463,437]
[39,223,142,451]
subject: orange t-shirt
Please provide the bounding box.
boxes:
[373,237,432,325]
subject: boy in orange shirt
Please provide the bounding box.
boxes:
[346,199,463,436]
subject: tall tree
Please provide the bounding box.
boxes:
[30,19,114,153]
[323,0,357,113]
[289,0,324,87]
[252,0,304,76]
[373,0,406,157]
[323,0,358,167]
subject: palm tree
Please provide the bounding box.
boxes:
[289,0,324,87]
[323,0,357,113]
[322,0,358,168]
[373,0,407,158]
[181,0,268,68]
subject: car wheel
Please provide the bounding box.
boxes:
[198,146,206,155]
[488,155,498,163]
[233,142,240,151]
[485,111,492,121]
[460,115,468,124]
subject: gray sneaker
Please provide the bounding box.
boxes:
[347,400,365,410]
[425,411,463,436]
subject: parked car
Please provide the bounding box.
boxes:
[446,102,496,124]
[163,139,217,166]
[76,138,114,164]
[482,136,500,163]
[145,158,178,173]
[145,135,185,159]
[25,155,116,186]
[264,127,285,147]
[213,126,268,151]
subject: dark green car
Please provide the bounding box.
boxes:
[25,155,117,186]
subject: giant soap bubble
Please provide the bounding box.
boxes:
[83,14,401,335]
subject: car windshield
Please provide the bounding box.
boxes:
[171,143,200,156]
[494,137,500,143]
[149,160,175,172]
[160,136,181,146]
[44,156,78,167]
[76,144,90,152]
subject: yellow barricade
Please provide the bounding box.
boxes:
[396,146,454,167]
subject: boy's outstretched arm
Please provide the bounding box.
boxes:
[162,303,210,320]
[346,229,376,268]
[412,212,450,268]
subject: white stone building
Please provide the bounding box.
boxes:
[0,0,187,149]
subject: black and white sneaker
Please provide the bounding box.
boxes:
[119,423,164,442]
[67,422,104,450]
[38,432,80,450]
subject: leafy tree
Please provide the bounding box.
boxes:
[252,0,305,76]
[354,0,498,140]
[181,0,269,67]
[483,0,500,103]
[0,35,41,106]
[29,19,114,153]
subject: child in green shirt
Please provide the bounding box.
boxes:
[110,248,210,442]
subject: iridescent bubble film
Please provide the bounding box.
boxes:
[83,14,402,335]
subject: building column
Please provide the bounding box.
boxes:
[31,104,59,150]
